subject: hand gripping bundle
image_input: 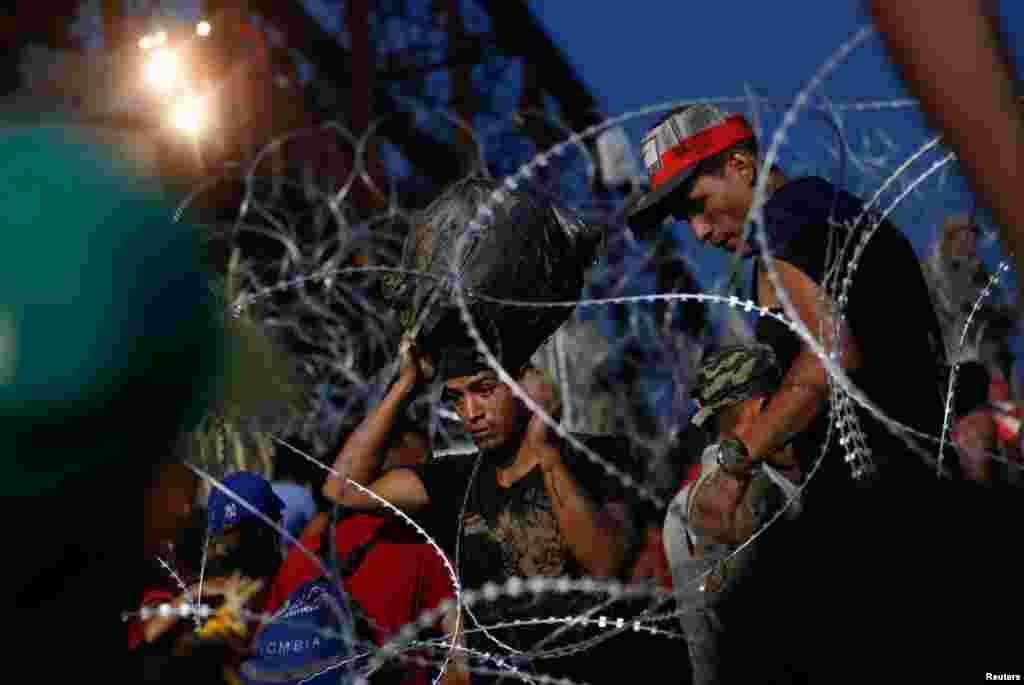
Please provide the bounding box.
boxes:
[384,177,604,375]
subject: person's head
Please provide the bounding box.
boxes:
[206,471,286,579]
[144,459,202,555]
[439,350,535,455]
[692,344,782,438]
[629,105,762,255]
[941,214,979,261]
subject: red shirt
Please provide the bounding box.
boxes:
[129,549,195,652]
[128,587,178,651]
[628,525,674,591]
[623,465,700,593]
[630,461,701,592]
[265,513,456,685]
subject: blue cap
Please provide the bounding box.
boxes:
[207,472,286,536]
[240,577,367,684]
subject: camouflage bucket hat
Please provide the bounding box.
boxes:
[691,344,781,427]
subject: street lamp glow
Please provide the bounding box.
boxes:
[144,48,179,92]
[196,21,211,37]
[171,94,207,136]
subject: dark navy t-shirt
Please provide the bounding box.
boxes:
[751,177,948,492]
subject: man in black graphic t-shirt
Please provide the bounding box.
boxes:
[628,105,1005,680]
[322,337,640,683]
[321,178,645,683]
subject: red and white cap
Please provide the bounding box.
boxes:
[627,104,755,236]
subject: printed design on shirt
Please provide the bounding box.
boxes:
[461,480,570,581]
[491,503,568,578]
[462,512,489,537]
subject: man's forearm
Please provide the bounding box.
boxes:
[735,350,830,463]
[541,451,626,577]
[323,376,416,501]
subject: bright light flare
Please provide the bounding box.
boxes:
[144,48,179,92]
[171,94,207,136]
[139,35,153,50]
[154,30,168,46]
[196,21,211,37]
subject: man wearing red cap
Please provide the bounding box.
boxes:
[629,105,962,679]
[629,104,947,489]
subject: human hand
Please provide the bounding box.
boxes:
[689,467,747,544]
[522,368,562,468]
[955,410,996,483]
[398,334,435,387]
[521,366,561,419]
[194,574,264,642]
[955,410,995,453]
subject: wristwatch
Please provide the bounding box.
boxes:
[715,436,751,468]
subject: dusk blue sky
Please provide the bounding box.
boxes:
[292,0,1021,264]
[292,0,1024,350]
[127,1,1024,260]
[528,2,1024,115]
[91,1,1024,338]
[527,2,1024,293]
[522,1,1024,380]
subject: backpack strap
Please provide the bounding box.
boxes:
[319,510,392,580]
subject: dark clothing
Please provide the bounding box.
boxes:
[753,176,948,490]
[407,434,648,682]
[745,177,1018,680]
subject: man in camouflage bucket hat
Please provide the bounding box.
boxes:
[691,344,784,429]
[663,344,804,685]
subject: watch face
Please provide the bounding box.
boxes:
[717,440,742,467]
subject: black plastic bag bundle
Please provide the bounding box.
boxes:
[385,177,603,370]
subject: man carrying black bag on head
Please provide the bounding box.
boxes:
[322,178,650,683]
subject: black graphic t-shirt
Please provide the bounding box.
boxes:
[407,433,636,675]
[752,177,949,496]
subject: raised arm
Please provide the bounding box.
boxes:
[868,0,1024,289]
[735,258,862,465]
[523,415,628,578]
[322,337,432,513]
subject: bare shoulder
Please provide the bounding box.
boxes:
[757,256,862,369]
[756,257,823,311]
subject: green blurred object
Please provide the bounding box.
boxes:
[0,125,224,497]
[182,256,310,480]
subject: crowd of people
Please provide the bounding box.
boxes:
[121,101,1024,684]
[8,5,1024,682]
